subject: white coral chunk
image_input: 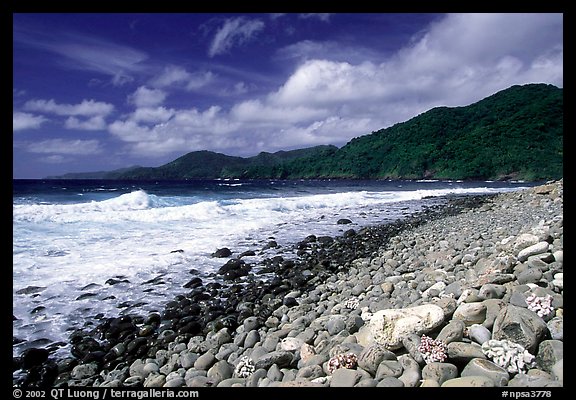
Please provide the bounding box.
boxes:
[525,293,554,318]
[481,339,536,373]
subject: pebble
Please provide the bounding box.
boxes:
[15,181,563,388]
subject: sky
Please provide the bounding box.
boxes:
[13,13,563,178]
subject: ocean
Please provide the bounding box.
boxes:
[12,178,535,358]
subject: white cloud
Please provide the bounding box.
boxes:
[40,155,66,164]
[24,99,114,117]
[64,116,107,131]
[131,107,175,124]
[13,112,47,131]
[208,17,265,57]
[13,29,148,86]
[128,86,167,108]
[186,71,215,91]
[149,66,215,92]
[108,120,157,143]
[109,13,563,161]
[231,99,328,124]
[27,139,103,155]
[150,65,192,88]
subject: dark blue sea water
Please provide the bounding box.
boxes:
[13,178,536,356]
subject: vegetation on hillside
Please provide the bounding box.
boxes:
[52,84,563,181]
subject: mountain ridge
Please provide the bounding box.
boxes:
[47,83,563,181]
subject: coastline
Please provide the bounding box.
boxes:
[13,180,563,388]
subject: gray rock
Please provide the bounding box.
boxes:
[536,340,563,376]
[357,343,395,375]
[401,334,425,364]
[281,368,296,382]
[355,378,379,387]
[122,376,144,387]
[262,334,280,352]
[244,330,260,349]
[375,360,403,379]
[468,324,492,345]
[482,299,507,329]
[329,368,360,387]
[163,377,185,387]
[421,362,458,385]
[508,373,562,387]
[441,376,495,387]
[215,343,237,361]
[129,359,146,378]
[436,319,465,344]
[255,351,294,369]
[194,351,217,370]
[248,346,268,362]
[443,281,463,298]
[452,302,487,326]
[184,369,206,381]
[514,233,540,252]
[518,242,550,262]
[430,297,458,317]
[216,378,246,387]
[296,365,325,380]
[550,361,563,382]
[397,354,421,387]
[298,353,329,369]
[547,317,563,340]
[419,379,440,387]
[279,337,303,351]
[179,351,198,369]
[492,305,549,353]
[461,358,510,386]
[326,316,347,335]
[267,364,283,381]
[144,373,166,387]
[376,377,405,387]
[245,368,267,387]
[446,342,486,362]
[516,268,543,285]
[243,316,261,332]
[185,375,214,387]
[478,284,506,300]
[207,360,233,384]
[552,250,563,263]
[71,362,99,379]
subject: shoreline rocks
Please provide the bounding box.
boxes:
[14,180,563,388]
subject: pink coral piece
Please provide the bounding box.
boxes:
[417,334,448,364]
[327,353,358,374]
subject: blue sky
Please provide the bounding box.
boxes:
[13,13,563,178]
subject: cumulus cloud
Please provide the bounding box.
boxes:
[128,86,167,107]
[27,139,102,155]
[24,99,114,117]
[131,107,175,124]
[150,65,215,92]
[13,112,47,131]
[266,12,563,131]
[108,106,241,156]
[64,116,107,131]
[208,17,265,57]
[110,13,563,160]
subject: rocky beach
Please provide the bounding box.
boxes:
[14,180,563,388]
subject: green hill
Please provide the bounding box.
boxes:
[248,83,563,181]
[51,83,563,181]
